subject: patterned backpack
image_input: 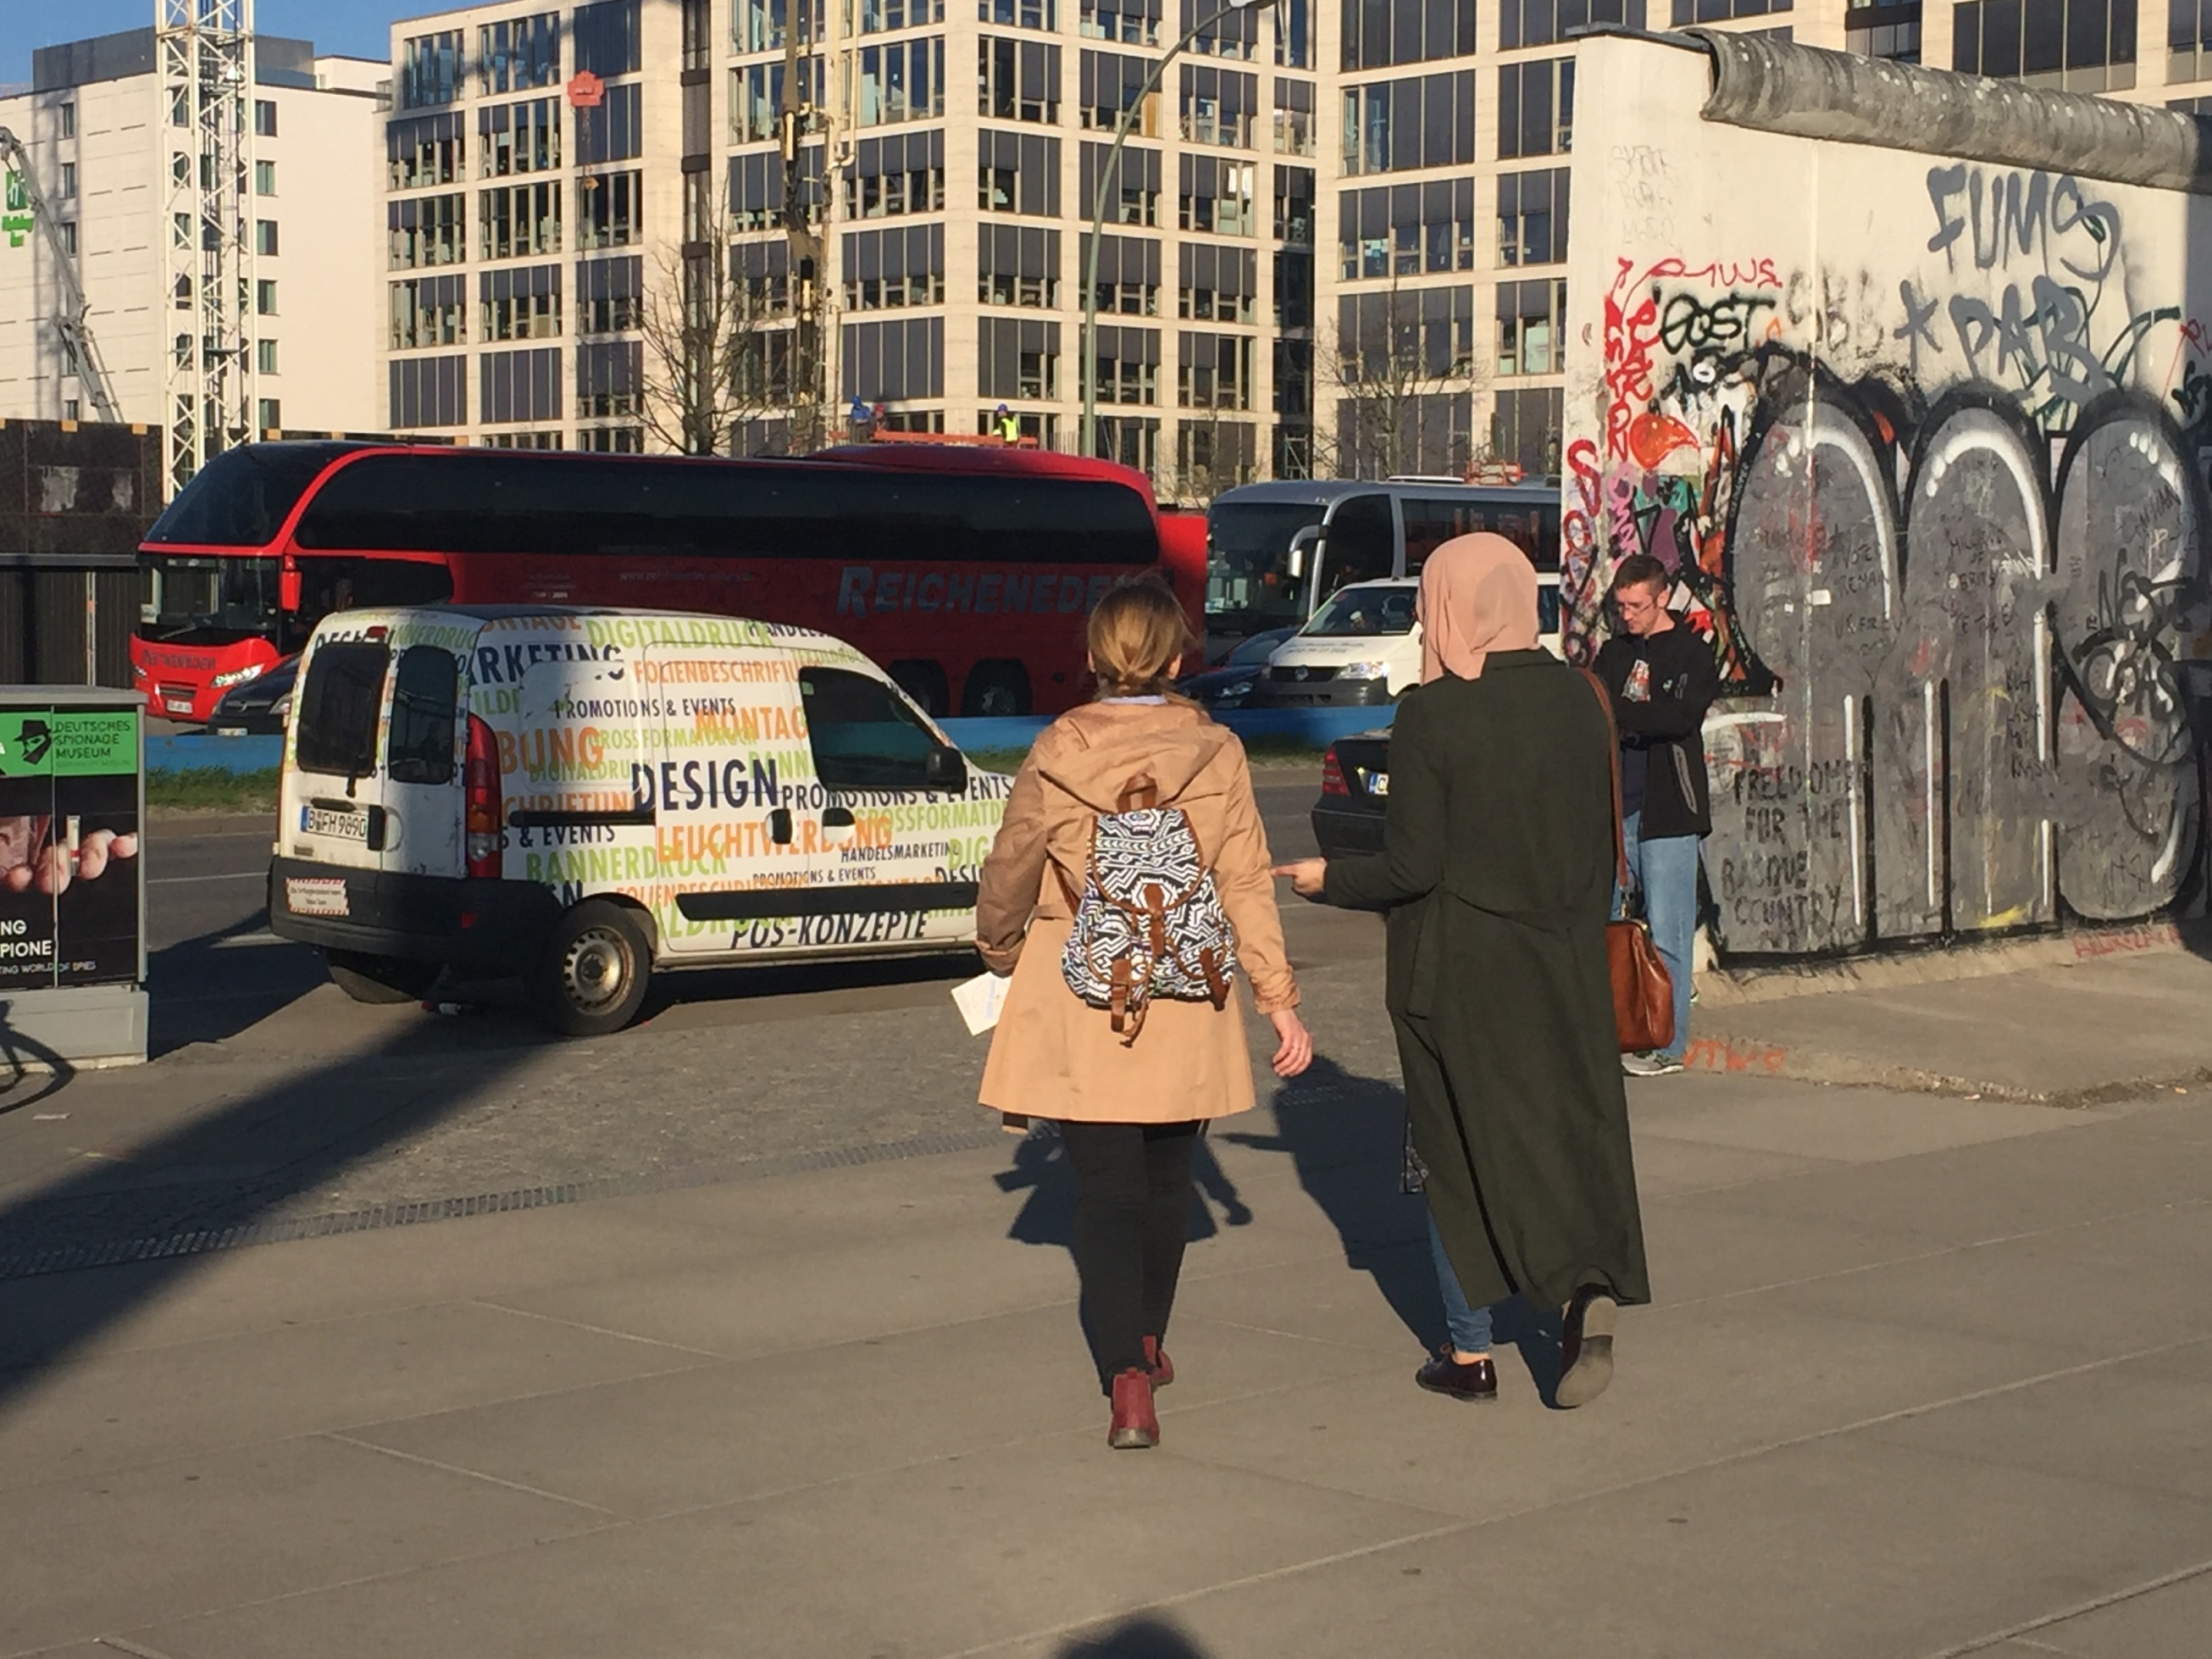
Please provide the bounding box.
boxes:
[1060,776,1239,1043]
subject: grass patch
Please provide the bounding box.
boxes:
[149,767,279,815]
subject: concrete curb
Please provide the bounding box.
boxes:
[1674,918,2212,1103]
[1677,1029,2212,1107]
[1695,918,2205,1008]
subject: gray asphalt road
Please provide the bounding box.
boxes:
[0,773,1365,1261]
[140,777,1329,1052]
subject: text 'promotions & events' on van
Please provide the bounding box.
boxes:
[267,606,1011,1035]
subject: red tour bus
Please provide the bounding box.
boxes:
[133,441,1199,722]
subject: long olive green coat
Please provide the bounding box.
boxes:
[1320,650,1650,1312]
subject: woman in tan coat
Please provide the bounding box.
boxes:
[976,580,1312,1449]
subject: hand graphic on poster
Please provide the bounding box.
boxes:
[0,816,139,896]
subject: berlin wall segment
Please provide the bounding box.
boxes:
[1566,36,2212,960]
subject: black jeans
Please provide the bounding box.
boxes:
[1059,1119,1201,1383]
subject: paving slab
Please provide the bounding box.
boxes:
[0,1432,607,1656]
[1655,1101,2212,1252]
[0,1301,712,1493]
[1856,1343,2212,1508]
[341,1302,1394,1522]
[1777,1205,2212,1363]
[0,1196,762,1369]
[1017,1434,2212,1659]
[121,1435,1455,1659]
[1161,1285,2100,1524]
[2006,1571,2212,1658]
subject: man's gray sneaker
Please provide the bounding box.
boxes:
[1622,1052,1684,1077]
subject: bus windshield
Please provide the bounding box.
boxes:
[1206,501,1326,632]
[144,555,282,643]
[144,443,362,548]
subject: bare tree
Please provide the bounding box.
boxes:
[1314,274,1488,480]
[638,200,779,456]
[637,169,829,456]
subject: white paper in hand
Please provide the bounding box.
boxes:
[952,970,1012,1036]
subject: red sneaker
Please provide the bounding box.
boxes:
[1142,1334,1174,1389]
[1107,1367,1160,1449]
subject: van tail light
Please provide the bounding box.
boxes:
[464,714,502,879]
[1320,746,1350,797]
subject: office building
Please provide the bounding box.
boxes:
[0,28,386,469]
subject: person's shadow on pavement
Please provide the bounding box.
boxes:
[995,1123,1252,1249]
[1214,1055,1444,1353]
[1215,1055,1571,1395]
[1056,1616,1211,1657]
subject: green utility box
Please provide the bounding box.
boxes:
[0,688,145,1068]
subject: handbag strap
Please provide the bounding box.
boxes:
[1576,666,1630,891]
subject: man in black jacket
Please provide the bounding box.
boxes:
[1594,553,1719,1075]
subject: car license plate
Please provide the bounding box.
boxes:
[286,877,349,918]
[300,804,369,841]
[1362,769,1389,796]
[164,698,194,715]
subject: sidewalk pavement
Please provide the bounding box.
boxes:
[3,1046,2207,1656]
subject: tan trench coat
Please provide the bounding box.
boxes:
[975,700,1299,1124]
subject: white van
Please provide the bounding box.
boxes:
[268,607,1012,1035]
[1253,573,1564,706]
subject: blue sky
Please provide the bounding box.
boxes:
[5,3,403,87]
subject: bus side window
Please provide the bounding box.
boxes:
[387,646,459,785]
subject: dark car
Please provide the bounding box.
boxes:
[1176,627,1296,708]
[207,653,298,734]
[1312,729,1392,857]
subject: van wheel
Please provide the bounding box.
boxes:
[962,663,1031,718]
[325,950,440,1004]
[529,900,651,1037]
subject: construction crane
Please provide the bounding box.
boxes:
[0,126,125,424]
[160,0,256,494]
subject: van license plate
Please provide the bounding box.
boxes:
[300,804,369,841]
[164,698,194,715]
[286,877,349,918]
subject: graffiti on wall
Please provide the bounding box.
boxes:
[1572,164,2211,957]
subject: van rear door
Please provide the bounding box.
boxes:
[284,632,393,871]
[283,629,464,876]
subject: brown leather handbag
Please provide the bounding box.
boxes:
[1578,669,1677,1055]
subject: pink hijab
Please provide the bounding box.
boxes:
[1416,533,1540,682]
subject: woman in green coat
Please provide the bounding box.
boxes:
[1277,533,1649,1408]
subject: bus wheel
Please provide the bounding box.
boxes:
[889,660,950,716]
[529,900,652,1037]
[324,950,440,1004]
[962,663,1031,719]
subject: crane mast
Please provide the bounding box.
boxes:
[158,0,256,495]
[0,126,125,424]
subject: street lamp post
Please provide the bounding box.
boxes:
[1080,0,1272,466]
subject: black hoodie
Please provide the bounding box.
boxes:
[1592,615,1720,839]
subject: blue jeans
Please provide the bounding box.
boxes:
[1428,1210,1494,1355]
[1616,810,1698,1063]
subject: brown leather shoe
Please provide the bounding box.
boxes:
[1143,1334,1174,1389]
[1557,1286,1618,1409]
[1416,1348,1498,1402]
[1107,1367,1160,1449]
